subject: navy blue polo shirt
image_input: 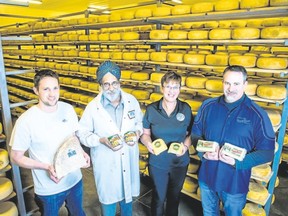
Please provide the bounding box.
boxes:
[143,98,193,170]
[192,95,275,194]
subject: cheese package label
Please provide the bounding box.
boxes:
[152,139,167,155]
[196,140,218,152]
[222,142,247,161]
[108,134,123,150]
[124,131,137,146]
[168,142,184,154]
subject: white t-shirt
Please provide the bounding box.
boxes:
[10,101,82,195]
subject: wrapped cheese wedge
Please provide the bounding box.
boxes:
[54,136,87,179]
[107,134,123,151]
[124,131,137,146]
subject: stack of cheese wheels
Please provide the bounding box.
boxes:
[0,201,18,216]
[0,149,9,170]
[257,85,287,100]
[247,181,269,203]
[182,176,198,193]
[242,203,266,216]
[265,109,281,128]
[0,178,13,200]
[252,163,271,179]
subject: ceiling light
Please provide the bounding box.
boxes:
[171,0,182,4]
[8,0,42,4]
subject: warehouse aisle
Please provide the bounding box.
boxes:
[21,161,288,216]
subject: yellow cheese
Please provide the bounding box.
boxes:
[247,182,269,202]
[229,55,257,67]
[209,29,231,40]
[240,0,269,9]
[150,92,163,102]
[232,27,260,39]
[0,149,9,170]
[247,19,263,28]
[89,34,98,41]
[0,178,13,200]
[121,11,135,20]
[80,81,90,88]
[150,52,167,62]
[186,76,208,89]
[99,52,111,59]
[169,30,188,40]
[188,30,209,40]
[242,203,266,216]
[88,83,99,91]
[135,9,152,18]
[171,5,191,15]
[110,33,121,41]
[257,57,288,69]
[121,32,140,40]
[167,53,184,63]
[131,72,150,81]
[139,159,148,170]
[205,79,223,93]
[218,21,231,28]
[206,54,229,66]
[245,82,258,96]
[122,52,136,60]
[187,162,199,173]
[185,99,203,113]
[139,143,149,155]
[98,33,110,41]
[230,20,247,27]
[111,52,122,60]
[261,26,288,39]
[204,21,219,28]
[121,70,133,80]
[89,52,99,59]
[191,2,214,13]
[270,0,288,6]
[98,15,110,23]
[132,89,151,100]
[152,7,171,17]
[0,201,18,216]
[71,79,82,86]
[79,51,89,58]
[110,13,122,21]
[182,177,198,193]
[262,18,281,27]
[184,54,205,65]
[265,109,281,127]
[252,163,271,179]
[0,122,2,134]
[68,34,79,41]
[150,72,165,83]
[257,85,287,100]
[149,30,169,40]
[214,0,239,11]
[136,52,150,61]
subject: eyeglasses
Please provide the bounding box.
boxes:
[102,81,120,90]
[163,85,180,91]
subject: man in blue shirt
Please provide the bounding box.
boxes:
[192,65,275,216]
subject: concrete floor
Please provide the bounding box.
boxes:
[21,161,288,216]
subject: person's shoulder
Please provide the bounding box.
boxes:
[15,106,37,123]
[122,90,138,102]
[58,101,74,110]
[201,96,219,107]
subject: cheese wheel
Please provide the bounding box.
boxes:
[110,33,121,41]
[98,15,110,23]
[191,2,214,13]
[247,182,269,202]
[205,79,223,93]
[111,52,122,60]
[88,83,99,91]
[150,92,163,102]
[240,0,269,9]
[99,52,111,59]
[186,76,208,89]
[122,52,136,60]
[131,72,150,81]
[167,53,184,63]
[209,29,231,40]
[150,72,165,83]
[252,163,271,178]
[169,30,188,40]
[139,143,149,155]
[257,57,288,69]
[171,5,191,15]
[204,21,219,29]
[121,11,135,20]
[0,201,18,216]
[229,55,257,68]
[136,52,150,61]
[262,18,281,27]
[188,30,208,39]
[206,54,229,66]
[214,0,239,11]
[152,7,171,17]
[89,34,98,41]
[135,9,152,18]
[182,177,198,193]
[247,19,263,28]
[261,26,288,39]
[80,81,89,88]
[185,99,203,112]
[121,70,133,80]
[0,178,13,200]
[132,89,150,100]
[245,82,258,96]
[139,159,148,170]
[232,27,260,39]
[0,149,9,170]
[187,162,199,173]
[121,32,140,40]
[257,85,287,100]
[98,33,110,41]
[110,13,121,21]
[265,109,281,127]
[149,30,169,40]
[184,54,205,65]
[231,20,247,27]
[242,203,266,216]
[150,52,167,62]
[270,0,288,6]
[89,52,99,59]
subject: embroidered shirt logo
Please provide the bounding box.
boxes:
[128,110,135,119]
[237,117,251,124]
[176,113,185,121]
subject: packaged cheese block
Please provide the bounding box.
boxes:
[214,0,239,11]
[121,32,140,40]
[152,139,167,155]
[0,201,18,216]
[150,52,167,62]
[152,7,171,17]
[136,52,150,61]
[222,143,247,161]
[245,82,258,96]
[184,53,205,65]
[232,27,260,39]
[191,2,214,13]
[258,57,288,69]
[135,8,152,18]
[248,182,269,202]
[168,143,184,154]
[242,203,266,216]
[98,15,110,23]
[132,89,150,100]
[270,0,288,6]
[188,30,208,39]
[257,85,287,100]
[139,143,149,155]
[206,54,229,66]
[110,33,121,41]
[139,159,148,170]
[240,0,269,8]
[196,140,219,152]
[169,30,188,40]
[205,79,223,92]
[167,53,184,63]
[209,29,231,40]
[107,134,123,151]
[265,109,281,127]
[261,26,288,39]
[183,177,198,193]
[187,161,199,173]
[122,52,136,60]
[171,5,191,15]
[186,76,208,89]
[0,178,13,200]
[121,11,135,20]
[110,13,122,21]
[149,30,169,40]
[252,163,271,178]
[229,55,257,67]
[131,72,150,81]
[0,149,9,170]
[124,131,138,146]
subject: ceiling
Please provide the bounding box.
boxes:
[0,0,216,28]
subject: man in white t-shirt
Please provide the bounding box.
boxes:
[9,69,90,216]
